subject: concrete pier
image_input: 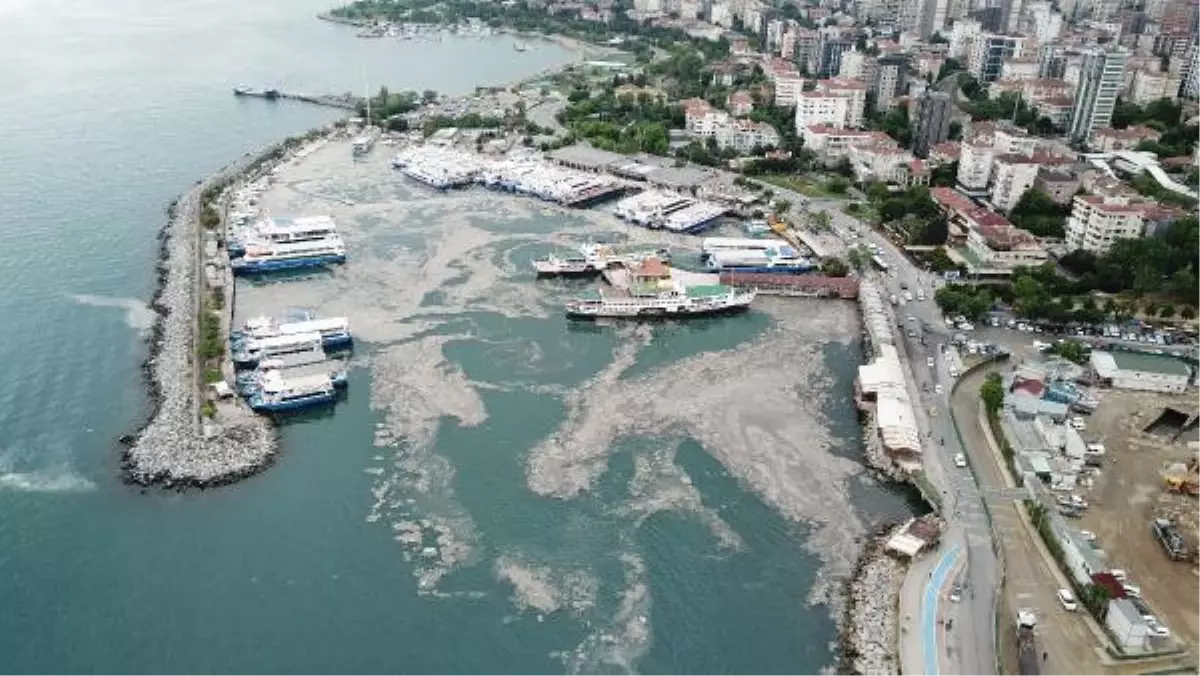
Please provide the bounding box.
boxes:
[233,86,362,111]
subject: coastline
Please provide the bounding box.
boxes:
[117,26,590,489]
[119,135,332,489]
[838,523,906,675]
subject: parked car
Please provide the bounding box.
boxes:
[949,583,962,603]
[935,384,944,395]
[1070,417,1086,431]
[1078,530,1097,542]
[1056,588,1078,611]
[927,356,935,367]
[1122,583,1141,598]
[954,453,967,468]
[1110,568,1128,582]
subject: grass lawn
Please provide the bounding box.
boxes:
[756,174,843,199]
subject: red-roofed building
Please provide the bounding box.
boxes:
[929,142,961,164]
[727,90,754,116]
[965,209,1048,269]
[934,187,1048,267]
[1091,125,1162,153]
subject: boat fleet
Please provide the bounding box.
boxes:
[228,215,346,275]
[228,313,353,413]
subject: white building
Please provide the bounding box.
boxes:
[817,78,868,127]
[714,119,781,152]
[1091,351,1192,393]
[949,18,982,60]
[794,90,851,130]
[1107,599,1151,652]
[1069,47,1128,143]
[990,154,1042,212]
[957,141,995,192]
[801,124,895,155]
[1064,194,1149,253]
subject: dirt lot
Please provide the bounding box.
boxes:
[1077,389,1200,652]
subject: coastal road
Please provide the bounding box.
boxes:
[950,365,1110,674]
[803,194,1000,675]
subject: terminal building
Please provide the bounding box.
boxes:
[1090,351,1193,393]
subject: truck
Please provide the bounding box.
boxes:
[1153,518,1189,561]
[1016,609,1040,675]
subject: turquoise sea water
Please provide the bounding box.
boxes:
[0,1,917,672]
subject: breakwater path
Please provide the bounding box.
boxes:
[121,151,280,488]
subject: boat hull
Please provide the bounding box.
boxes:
[232,254,346,275]
[566,301,753,321]
[706,264,815,275]
[249,390,337,412]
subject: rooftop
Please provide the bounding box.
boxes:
[1101,350,1192,377]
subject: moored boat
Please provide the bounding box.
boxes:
[232,315,352,351]
[228,215,338,257]
[230,236,346,275]
[232,331,325,368]
[703,248,815,274]
[247,372,338,412]
[533,243,671,277]
[565,282,755,320]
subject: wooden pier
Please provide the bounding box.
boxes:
[233,86,362,111]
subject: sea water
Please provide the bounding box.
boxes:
[0,0,917,672]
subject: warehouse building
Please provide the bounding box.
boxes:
[1090,351,1192,394]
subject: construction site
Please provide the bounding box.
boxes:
[1076,389,1200,652]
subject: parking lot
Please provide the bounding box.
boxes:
[1074,389,1200,652]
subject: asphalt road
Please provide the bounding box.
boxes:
[801,194,1000,674]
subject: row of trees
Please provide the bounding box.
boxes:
[557,87,683,155]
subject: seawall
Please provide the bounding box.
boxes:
[838,523,906,675]
[119,130,334,488]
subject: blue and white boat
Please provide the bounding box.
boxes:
[247,372,337,413]
[230,236,346,275]
[228,216,338,257]
[233,315,353,351]
[703,247,815,274]
[236,358,349,397]
[231,331,325,369]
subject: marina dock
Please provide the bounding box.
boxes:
[233,86,362,111]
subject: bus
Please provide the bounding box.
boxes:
[871,255,890,272]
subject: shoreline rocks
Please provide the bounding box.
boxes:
[838,523,906,675]
[119,135,323,489]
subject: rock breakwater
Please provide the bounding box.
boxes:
[121,134,328,488]
[839,523,906,675]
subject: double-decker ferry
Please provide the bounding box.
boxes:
[703,247,815,274]
[230,236,346,275]
[565,282,755,320]
[228,216,338,257]
[231,331,325,368]
[233,316,352,351]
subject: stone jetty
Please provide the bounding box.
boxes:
[839,524,906,675]
[121,143,297,488]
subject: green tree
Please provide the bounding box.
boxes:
[820,257,850,277]
[1008,189,1069,237]
[981,372,1005,417]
